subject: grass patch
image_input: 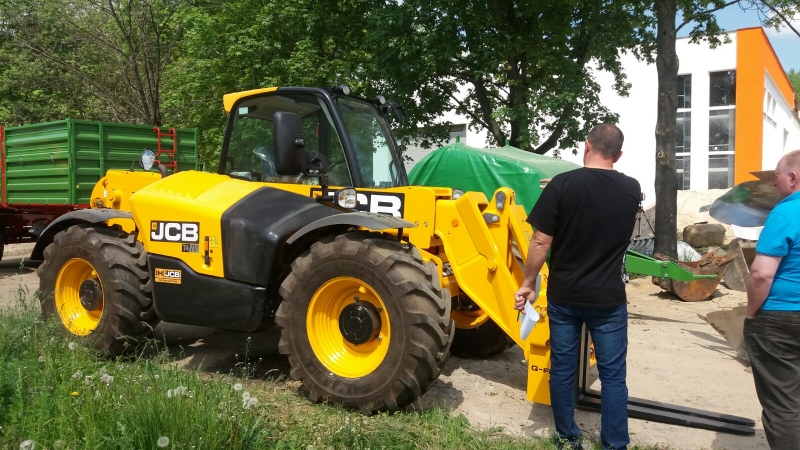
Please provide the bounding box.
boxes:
[0,287,657,450]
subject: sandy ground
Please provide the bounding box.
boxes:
[0,243,765,450]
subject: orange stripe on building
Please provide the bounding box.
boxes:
[734,27,797,184]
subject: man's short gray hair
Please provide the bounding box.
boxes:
[587,124,624,159]
[778,149,800,173]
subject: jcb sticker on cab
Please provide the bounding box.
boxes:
[154,268,182,284]
[150,221,200,243]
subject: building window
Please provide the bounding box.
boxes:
[677,75,692,109]
[676,111,691,190]
[708,109,735,189]
[676,74,691,190]
[709,109,735,152]
[709,154,735,189]
[708,70,736,189]
[710,70,736,107]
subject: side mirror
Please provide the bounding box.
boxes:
[140,148,156,171]
[273,111,305,175]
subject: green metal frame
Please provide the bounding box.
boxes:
[626,250,717,282]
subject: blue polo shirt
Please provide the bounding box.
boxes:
[756,190,800,311]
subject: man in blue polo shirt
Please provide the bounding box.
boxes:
[744,149,800,450]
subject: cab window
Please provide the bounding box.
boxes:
[224,92,352,186]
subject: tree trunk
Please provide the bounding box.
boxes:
[653,0,679,259]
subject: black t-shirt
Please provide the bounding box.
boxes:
[527,167,640,308]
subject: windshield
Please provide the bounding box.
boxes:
[336,97,403,188]
[224,92,352,186]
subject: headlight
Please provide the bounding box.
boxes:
[336,188,357,209]
[452,189,464,200]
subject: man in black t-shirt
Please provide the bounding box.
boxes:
[515,124,640,450]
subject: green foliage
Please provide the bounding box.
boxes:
[365,0,656,154]
[788,69,800,94]
[162,0,374,164]
[0,0,184,127]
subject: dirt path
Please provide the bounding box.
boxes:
[0,244,765,450]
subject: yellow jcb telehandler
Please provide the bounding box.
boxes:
[33,86,753,434]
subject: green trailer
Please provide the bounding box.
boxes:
[0,119,198,259]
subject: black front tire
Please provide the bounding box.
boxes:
[37,225,156,356]
[276,232,455,412]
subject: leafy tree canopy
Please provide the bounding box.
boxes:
[365,0,655,154]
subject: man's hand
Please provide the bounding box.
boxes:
[514,286,537,311]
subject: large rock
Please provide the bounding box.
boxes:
[683,223,726,248]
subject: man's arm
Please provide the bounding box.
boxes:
[746,254,782,318]
[514,230,553,310]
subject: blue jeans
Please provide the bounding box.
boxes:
[548,301,629,450]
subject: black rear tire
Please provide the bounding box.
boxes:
[276,232,454,412]
[37,225,157,356]
[450,318,514,358]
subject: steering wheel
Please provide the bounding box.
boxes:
[328,160,347,171]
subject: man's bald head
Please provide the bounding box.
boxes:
[586,124,624,160]
[777,149,800,174]
[774,149,800,198]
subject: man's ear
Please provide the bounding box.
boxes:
[612,151,623,163]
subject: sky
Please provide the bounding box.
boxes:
[678,5,800,72]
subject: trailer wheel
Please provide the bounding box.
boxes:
[276,232,454,412]
[450,309,514,358]
[37,225,156,356]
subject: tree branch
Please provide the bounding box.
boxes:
[677,0,741,33]
[760,0,800,39]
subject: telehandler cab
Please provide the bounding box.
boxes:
[33,86,753,433]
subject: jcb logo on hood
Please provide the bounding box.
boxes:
[310,190,405,217]
[150,221,200,243]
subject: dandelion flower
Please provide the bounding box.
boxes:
[248,397,259,407]
[37,356,45,363]
[100,374,113,385]
[157,436,170,448]
[19,439,34,450]
[175,386,187,396]
[71,391,79,396]
[233,383,243,391]
[242,391,250,400]
[68,342,77,350]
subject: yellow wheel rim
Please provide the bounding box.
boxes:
[306,276,391,378]
[55,258,104,336]
[451,309,491,329]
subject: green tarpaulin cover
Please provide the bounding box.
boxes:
[408,142,580,213]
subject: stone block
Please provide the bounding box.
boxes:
[683,223,726,248]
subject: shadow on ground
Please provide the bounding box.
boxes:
[151,322,291,380]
